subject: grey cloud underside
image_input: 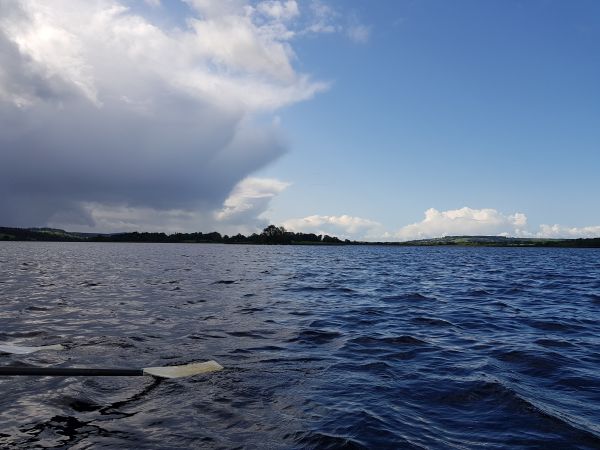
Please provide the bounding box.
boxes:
[0,99,285,226]
[0,36,285,227]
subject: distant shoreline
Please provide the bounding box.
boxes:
[2,226,600,248]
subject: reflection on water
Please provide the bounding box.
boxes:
[0,242,599,448]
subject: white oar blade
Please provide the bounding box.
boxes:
[0,344,64,355]
[142,360,224,379]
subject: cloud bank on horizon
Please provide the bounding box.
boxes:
[283,207,600,241]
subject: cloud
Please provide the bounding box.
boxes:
[347,24,370,43]
[215,177,290,227]
[283,214,381,238]
[256,1,299,22]
[395,207,528,240]
[184,14,297,82]
[535,224,600,239]
[346,13,370,44]
[299,1,369,40]
[46,176,290,234]
[0,0,328,231]
[391,207,600,241]
[184,0,249,18]
[279,206,600,241]
[303,0,339,34]
[145,0,161,8]
[52,203,201,233]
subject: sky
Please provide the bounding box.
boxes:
[0,0,599,240]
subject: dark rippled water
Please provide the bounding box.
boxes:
[0,242,599,449]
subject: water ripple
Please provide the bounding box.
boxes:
[0,242,599,448]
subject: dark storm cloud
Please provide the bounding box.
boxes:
[0,92,284,226]
[0,0,324,230]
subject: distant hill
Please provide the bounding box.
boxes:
[0,227,85,241]
[1,226,599,247]
[381,235,600,248]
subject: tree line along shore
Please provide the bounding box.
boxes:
[2,225,600,247]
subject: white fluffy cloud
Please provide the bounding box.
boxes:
[215,177,290,226]
[281,207,600,241]
[535,224,600,239]
[283,214,381,238]
[395,207,528,240]
[387,207,600,241]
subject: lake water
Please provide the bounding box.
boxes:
[0,242,599,449]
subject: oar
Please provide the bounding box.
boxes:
[0,360,223,379]
[0,344,64,355]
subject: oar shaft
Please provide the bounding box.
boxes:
[0,367,143,376]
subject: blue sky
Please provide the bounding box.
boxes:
[260,0,600,236]
[1,1,599,239]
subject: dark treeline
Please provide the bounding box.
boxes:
[0,225,351,245]
[94,225,350,245]
[2,226,600,247]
